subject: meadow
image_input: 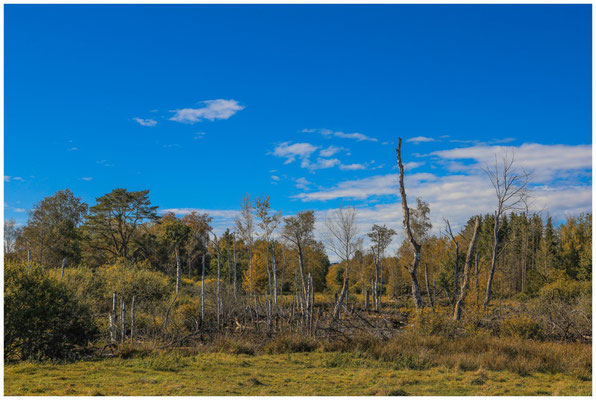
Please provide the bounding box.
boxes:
[5,333,591,396]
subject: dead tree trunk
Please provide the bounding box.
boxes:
[396,138,424,310]
[424,263,434,309]
[272,241,278,307]
[475,253,480,306]
[109,292,117,343]
[201,253,205,325]
[233,233,237,299]
[175,245,181,294]
[120,299,126,343]
[484,212,499,309]
[60,257,66,282]
[454,217,481,320]
[217,244,221,329]
[130,295,136,342]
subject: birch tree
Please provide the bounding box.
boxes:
[367,224,396,310]
[324,205,359,320]
[282,210,315,314]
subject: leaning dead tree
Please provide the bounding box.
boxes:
[444,219,460,303]
[396,138,424,310]
[453,217,481,320]
[324,205,359,320]
[483,151,530,309]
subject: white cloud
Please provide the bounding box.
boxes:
[271,175,281,181]
[295,168,591,238]
[80,177,93,181]
[4,176,24,182]
[432,143,592,183]
[304,128,378,142]
[97,160,114,167]
[194,132,206,140]
[271,142,319,164]
[404,161,424,170]
[170,99,244,124]
[339,163,367,171]
[319,145,345,158]
[295,177,312,190]
[160,208,240,234]
[407,136,435,144]
[303,158,341,171]
[133,118,158,127]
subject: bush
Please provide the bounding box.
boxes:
[500,316,543,340]
[265,335,318,354]
[530,278,591,341]
[5,262,98,361]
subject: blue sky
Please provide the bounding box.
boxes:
[5,5,592,242]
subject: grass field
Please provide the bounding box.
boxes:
[4,351,591,396]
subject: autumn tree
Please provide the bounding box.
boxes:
[160,213,191,293]
[22,189,88,266]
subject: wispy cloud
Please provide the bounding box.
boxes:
[407,136,435,144]
[133,117,158,127]
[295,177,312,190]
[339,163,367,171]
[161,208,240,234]
[271,142,319,165]
[303,128,378,142]
[432,143,592,183]
[319,145,346,158]
[170,99,244,124]
[80,177,93,181]
[4,176,24,182]
[303,158,341,171]
[97,160,114,167]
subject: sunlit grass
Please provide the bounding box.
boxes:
[5,351,591,396]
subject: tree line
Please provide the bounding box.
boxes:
[4,138,591,360]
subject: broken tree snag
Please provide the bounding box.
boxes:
[424,263,434,309]
[453,217,481,321]
[60,257,66,282]
[130,295,136,342]
[396,137,424,310]
[109,292,117,343]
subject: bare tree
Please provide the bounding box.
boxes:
[453,217,481,320]
[282,210,315,314]
[324,205,359,320]
[396,138,424,310]
[444,219,460,303]
[483,151,530,309]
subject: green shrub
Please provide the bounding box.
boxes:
[4,262,98,361]
[500,316,543,340]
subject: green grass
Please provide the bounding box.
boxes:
[5,351,591,396]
